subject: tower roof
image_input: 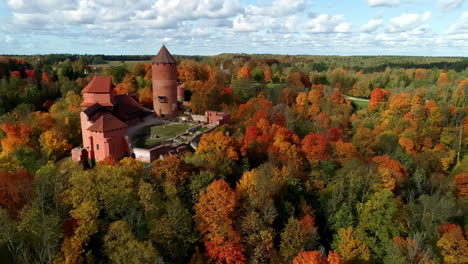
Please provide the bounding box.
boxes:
[81,75,114,94]
[152,45,176,64]
[87,113,128,132]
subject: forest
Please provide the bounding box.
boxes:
[0,53,467,264]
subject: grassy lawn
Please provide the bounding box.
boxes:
[133,123,193,148]
[350,99,369,110]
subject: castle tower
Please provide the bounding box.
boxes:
[152,45,178,118]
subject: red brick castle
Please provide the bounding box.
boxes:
[72,45,229,163]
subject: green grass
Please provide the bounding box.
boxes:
[133,123,193,148]
[350,99,369,110]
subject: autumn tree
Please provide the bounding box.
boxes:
[103,221,158,264]
[280,217,319,263]
[368,88,388,109]
[138,87,153,109]
[114,74,138,95]
[437,224,468,264]
[454,172,468,196]
[237,66,251,79]
[0,168,33,217]
[0,123,32,155]
[39,129,72,161]
[302,133,329,162]
[196,131,239,175]
[333,226,371,263]
[194,180,245,263]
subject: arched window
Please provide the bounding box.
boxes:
[96,144,99,150]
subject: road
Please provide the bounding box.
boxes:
[342,95,370,102]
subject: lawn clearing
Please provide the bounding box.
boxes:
[133,123,194,148]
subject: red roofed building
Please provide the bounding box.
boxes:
[73,45,231,163]
[76,75,152,162]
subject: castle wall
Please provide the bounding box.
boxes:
[82,91,115,106]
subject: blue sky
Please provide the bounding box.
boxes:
[0,0,467,56]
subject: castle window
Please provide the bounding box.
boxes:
[158,96,167,103]
[96,144,99,150]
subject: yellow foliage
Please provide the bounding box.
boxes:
[39,129,72,160]
[335,226,371,262]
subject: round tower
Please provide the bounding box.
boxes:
[152,45,178,118]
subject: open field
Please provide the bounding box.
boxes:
[133,123,194,148]
[90,60,151,68]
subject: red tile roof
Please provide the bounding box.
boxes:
[152,45,176,64]
[87,113,128,132]
[81,76,113,94]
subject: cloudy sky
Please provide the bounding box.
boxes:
[0,0,467,56]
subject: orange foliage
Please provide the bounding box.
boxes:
[302,133,329,162]
[0,123,32,154]
[437,72,451,87]
[293,251,326,264]
[194,180,238,239]
[143,64,152,81]
[399,137,417,155]
[152,155,193,185]
[263,68,272,83]
[205,233,246,264]
[334,140,359,162]
[437,224,468,264]
[415,68,428,80]
[327,251,343,264]
[114,74,137,95]
[331,91,344,104]
[372,155,408,191]
[372,156,408,178]
[194,180,246,263]
[293,250,342,264]
[0,168,33,218]
[41,72,53,86]
[281,88,298,105]
[308,89,323,105]
[138,87,153,109]
[99,156,118,166]
[369,88,388,109]
[455,173,468,196]
[196,131,239,162]
[237,66,251,79]
[288,72,310,88]
[300,215,318,231]
[315,113,331,131]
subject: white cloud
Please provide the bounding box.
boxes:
[361,19,383,32]
[307,14,352,33]
[246,0,306,17]
[437,0,465,12]
[448,11,468,34]
[367,0,400,7]
[388,11,431,33]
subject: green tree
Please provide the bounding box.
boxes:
[103,221,159,264]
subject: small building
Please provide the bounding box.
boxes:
[205,111,231,126]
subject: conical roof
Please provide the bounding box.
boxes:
[152,45,176,64]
